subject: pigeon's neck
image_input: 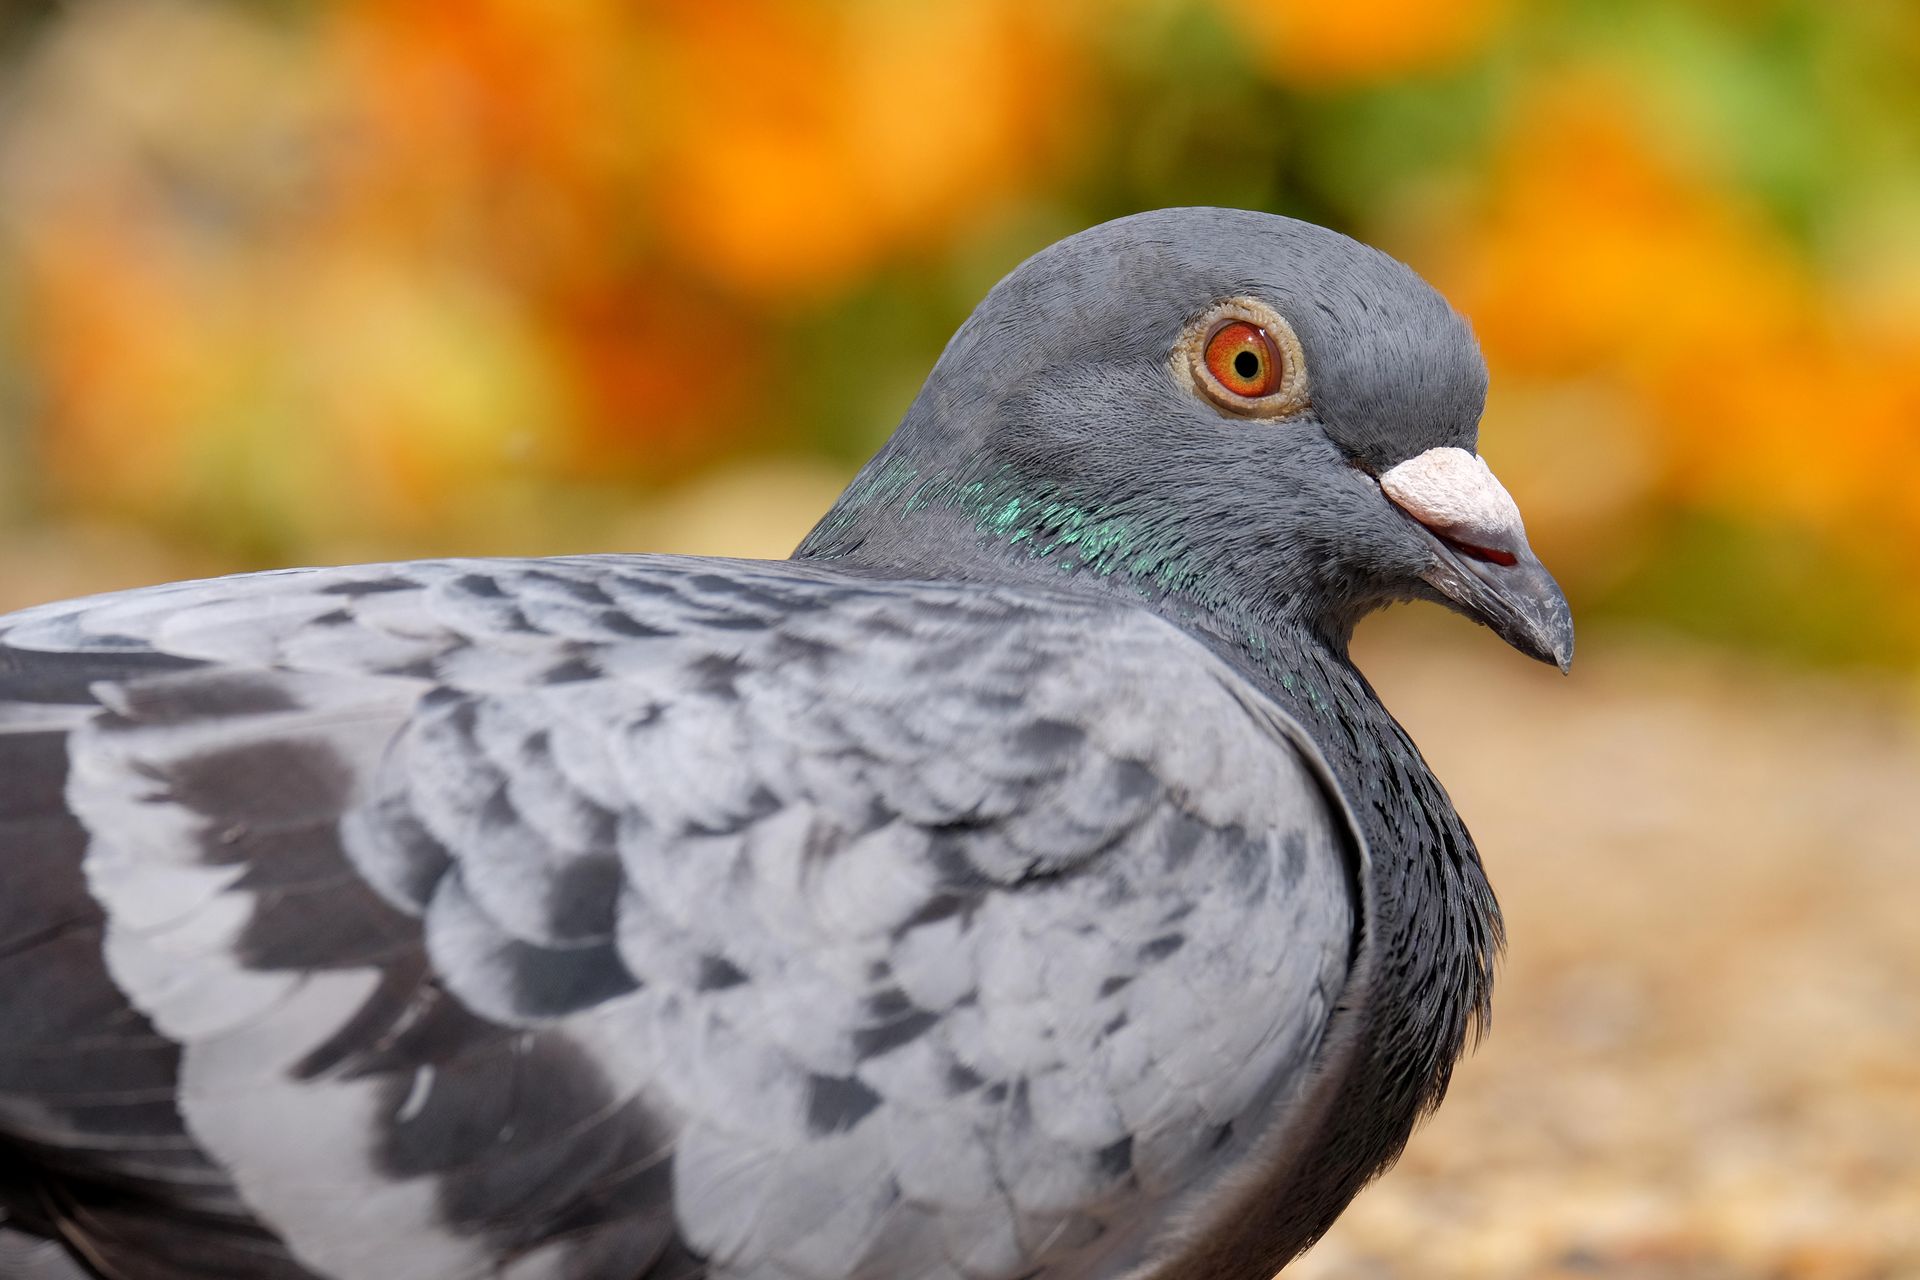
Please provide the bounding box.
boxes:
[800,455,1372,694]
[797,453,1333,634]
[800,454,1501,1240]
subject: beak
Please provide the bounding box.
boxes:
[1379,447,1575,673]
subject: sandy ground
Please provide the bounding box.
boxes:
[1,528,1915,1279]
[1300,618,1920,1279]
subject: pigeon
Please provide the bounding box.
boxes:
[0,207,1572,1280]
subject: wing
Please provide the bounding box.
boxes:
[0,556,1357,1280]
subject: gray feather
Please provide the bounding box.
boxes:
[0,555,1351,1279]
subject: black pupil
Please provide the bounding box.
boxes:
[1233,349,1262,381]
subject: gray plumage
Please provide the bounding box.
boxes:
[0,208,1571,1279]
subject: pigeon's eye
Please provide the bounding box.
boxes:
[1205,322,1282,398]
[1178,297,1310,419]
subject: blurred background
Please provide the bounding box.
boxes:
[0,1,1915,1276]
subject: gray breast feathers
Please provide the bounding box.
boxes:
[0,556,1357,1280]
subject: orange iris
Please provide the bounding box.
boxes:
[1203,321,1284,398]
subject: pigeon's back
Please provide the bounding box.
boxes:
[0,555,1359,1280]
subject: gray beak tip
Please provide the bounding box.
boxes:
[1522,572,1576,675]
[1425,543,1575,674]
[1541,598,1575,675]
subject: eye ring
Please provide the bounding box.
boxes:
[1176,297,1310,419]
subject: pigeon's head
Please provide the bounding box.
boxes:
[801,207,1573,671]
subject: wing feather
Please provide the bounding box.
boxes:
[0,556,1358,1280]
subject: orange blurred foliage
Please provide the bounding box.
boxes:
[1,0,1916,658]
[0,0,1091,551]
[1226,0,1510,86]
[1433,74,1920,594]
[650,0,1085,299]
